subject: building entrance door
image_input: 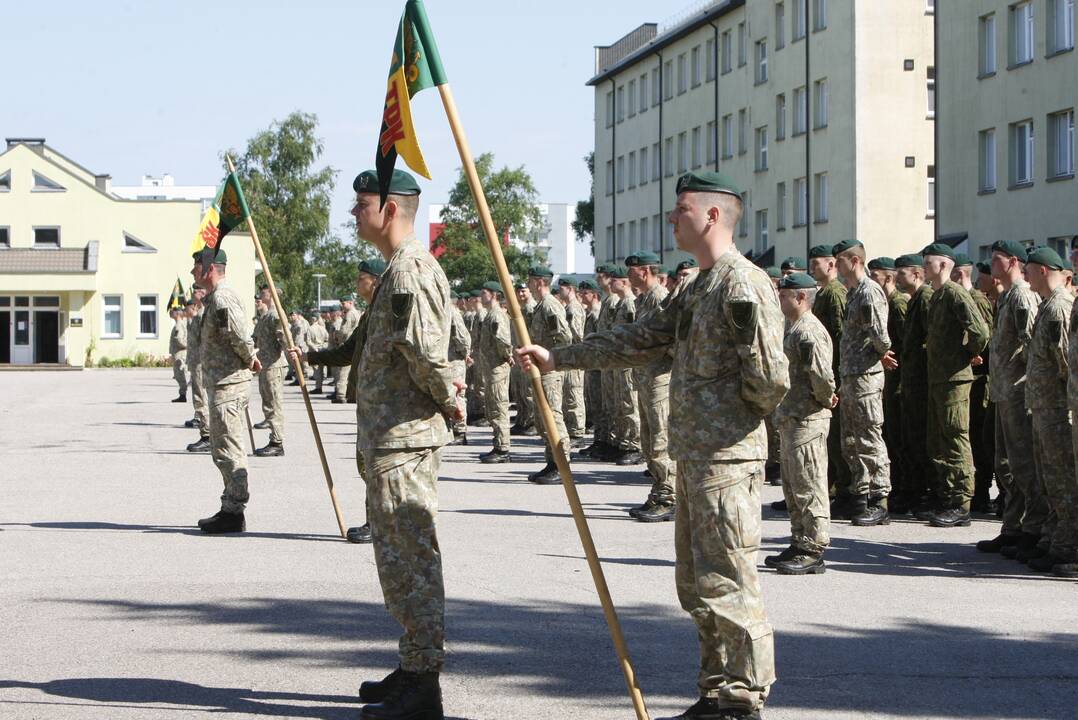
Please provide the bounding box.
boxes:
[34,311,59,363]
[0,310,10,363]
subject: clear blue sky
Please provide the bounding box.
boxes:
[4,0,666,236]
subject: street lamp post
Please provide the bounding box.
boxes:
[312,273,326,312]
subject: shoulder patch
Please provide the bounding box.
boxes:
[391,292,413,332]
[547,312,559,332]
[1048,318,1063,344]
[728,300,759,345]
[216,307,229,328]
[859,302,872,324]
[1015,307,1029,330]
[798,339,814,365]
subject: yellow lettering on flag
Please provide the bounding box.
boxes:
[381,66,432,180]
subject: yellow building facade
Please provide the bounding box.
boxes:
[0,139,256,366]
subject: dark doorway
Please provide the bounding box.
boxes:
[33,311,59,363]
[0,311,9,363]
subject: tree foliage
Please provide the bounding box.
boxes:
[434,153,543,292]
[571,152,595,254]
[309,219,383,309]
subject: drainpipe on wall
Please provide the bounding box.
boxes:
[804,21,812,260]
[657,50,665,264]
[708,22,720,172]
[611,78,617,262]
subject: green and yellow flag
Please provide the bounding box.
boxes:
[376,0,447,207]
[189,171,251,257]
[168,277,186,310]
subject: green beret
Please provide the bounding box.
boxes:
[895,253,924,268]
[667,270,678,280]
[766,266,782,279]
[579,279,600,292]
[528,264,554,278]
[450,290,459,300]
[778,272,817,290]
[780,256,806,272]
[339,292,356,302]
[808,244,834,259]
[675,258,698,272]
[625,251,662,266]
[609,265,629,279]
[832,239,864,256]
[595,262,616,275]
[867,257,896,271]
[975,261,992,274]
[358,258,387,277]
[1025,246,1067,270]
[514,281,527,291]
[481,281,503,294]
[990,240,1028,261]
[658,265,671,275]
[470,289,484,298]
[353,168,421,196]
[559,276,578,288]
[954,253,973,267]
[921,243,956,260]
[675,171,742,199]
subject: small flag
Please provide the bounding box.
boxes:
[376,0,447,207]
[169,277,186,310]
[189,171,251,257]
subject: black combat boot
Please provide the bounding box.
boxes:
[628,496,659,519]
[770,499,788,512]
[775,551,826,575]
[830,494,854,521]
[359,666,404,704]
[851,495,889,526]
[331,395,346,404]
[528,463,560,485]
[197,510,224,528]
[614,449,645,466]
[254,442,284,457]
[656,697,761,720]
[636,503,675,523]
[976,533,1022,553]
[1027,551,1063,572]
[479,449,510,464]
[764,462,781,486]
[347,523,373,544]
[172,393,187,403]
[928,507,972,528]
[184,418,201,429]
[360,670,443,720]
[253,419,271,429]
[186,437,211,453]
[764,544,798,568]
[200,511,245,534]
[1015,541,1048,562]
[1001,532,1040,559]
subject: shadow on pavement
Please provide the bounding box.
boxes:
[0,521,343,544]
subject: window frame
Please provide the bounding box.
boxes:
[1009,119,1035,187]
[777,181,787,231]
[814,172,829,223]
[755,126,769,171]
[980,13,998,77]
[1048,0,1076,55]
[814,78,829,128]
[137,294,159,339]
[1009,1,1035,68]
[813,0,828,31]
[776,2,787,49]
[102,294,123,339]
[793,86,808,135]
[794,177,808,227]
[979,128,998,192]
[32,226,61,249]
[1048,109,1076,179]
[0,226,9,248]
[755,39,769,84]
[0,170,10,192]
[776,94,787,141]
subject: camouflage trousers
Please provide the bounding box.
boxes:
[995,398,1048,536]
[173,353,188,395]
[764,413,780,468]
[826,403,852,499]
[635,370,676,503]
[191,362,210,440]
[675,459,774,712]
[483,365,511,452]
[563,369,587,439]
[362,447,445,673]
[313,364,325,391]
[208,382,250,514]
[839,372,890,500]
[586,369,607,443]
[536,370,571,465]
[611,369,641,451]
[450,359,467,436]
[778,416,831,553]
[258,365,285,444]
[991,405,1016,531]
[510,364,534,428]
[899,383,931,504]
[1033,409,1078,560]
[336,363,352,402]
[926,381,974,510]
[467,362,486,419]
[970,375,993,502]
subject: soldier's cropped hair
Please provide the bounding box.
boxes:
[389,193,420,221]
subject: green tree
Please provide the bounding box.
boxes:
[571,152,595,255]
[309,219,382,310]
[224,111,337,310]
[435,153,543,292]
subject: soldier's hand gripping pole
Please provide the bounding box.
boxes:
[436,84,651,720]
[226,156,348,540]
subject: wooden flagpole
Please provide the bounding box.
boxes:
[435,84,651,720]
[225,156,348,539]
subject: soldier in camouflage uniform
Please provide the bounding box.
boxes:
[326,308,343,396]
[252,286,288,457]
[1021,247,1077,573]
[978,241,1045,555]
[334,295,362,404]
[510,283,537,435]
[520,172,787,719]
[194,248,260,535]
[307,311,329,392]
[974,261,1002,514]
[558,278,588,445]
[922,244,991,528]
[477,282,513,463]
[349,170,462,719]
[288,309,311,385]
[466,292,488,424]
[526,264,573,485]
[587,264,622,462]
[578,279,603,437]
[169,307,189,402]
[1057,243,1078,578]
[868,257,907,498]
[833,240,893,526]
[447,290,472,444]
[185,281,212,451]
[608,265,644,466]
[767,272,836,575]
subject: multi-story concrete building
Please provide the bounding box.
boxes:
[937,0,1076,259]
[588,0,937,268]
[0,139,255,366]
[111,173,217,208]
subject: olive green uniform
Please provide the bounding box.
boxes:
[813,278,851,496]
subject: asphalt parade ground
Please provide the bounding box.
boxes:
[2,369,1075,719]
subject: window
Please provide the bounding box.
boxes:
[814,79,829,128]
[755,40,769,84]
[706,38,717,80]
[653,142,662,180]
[677,53,688,94]
[813,0,828,31]
[606,160,614,196]
[794,177,808,226]
[617,155,625,192]
[777,182,787,230]
[738,22,747,66]
[0,170,9,191]
[692,127,703,169]
[1048,0,1075,54]
[926,67,935,118]
[691,46,702,87]
[654,214,663,251]
[616,223,625,260]
[652,67,661,106]
[794,0,808,40]
[628,221,637,254]
[1049,109,1075,177]
[0,227,9,247]
[1010,1,1035,66]
[664,218,675,251]
[628,151,636,189]
[103,295,123,338]
[32,171,65,192]
[738,109,748,155]
[138,295,158,338]
[123,233,156,253]
[628,80,637,118]
[665,137,675,176]
[776,94,787,140]
[979,128,998,191]
[776,2,786,49]
[927,0,936,14]
[739,191,750,238]
[722,114,734,158]
[639,74,648,113]
[640,146,649,186]
[814,172,829,222]
[617,85,625,123]
[756,127,769,171]
[605,92,614,128]
[678,132,688,172]
[980,13,998,75]
[794,86,808,135]
[1010,120,1035,185]
[706,120,717,164]
[755,210,769,255]
[927,165,936,217]
[721,30,733,74]
[664,61,674,100]
[605,226,614,260]
[33,227,60,248]
[640,218,649,253]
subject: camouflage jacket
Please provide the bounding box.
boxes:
[970,288,993,376]
[813,278,847,379]
[478,304,513,372]
[448,304,472,362]
[900,284,933,391]
[777,312,835,422]
[566,298,586,343]
[187,309,203,366]
[887,290,909,360]
[307,319,329,350]
[530,292,571,350]
[290,315,310,352]
[1026,286,1072,410]
[253,308,288,369]
[327,317,342,347]
[926,281,990,385]
[169,318,188,356]
[634,282,673,378]
[200,282,256,388]
[989,280,1039,403]
[613,294,636,326]
[839,275,890,377]
[1066,294,1078,411]
[553,247,789,462]
[584,305,600,336]
[338,306,361,344]
[597,293,621,333]
[355,235,457,450]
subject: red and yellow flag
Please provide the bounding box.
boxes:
[189,172,251,257]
